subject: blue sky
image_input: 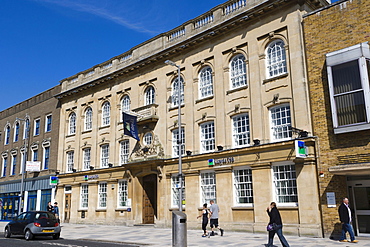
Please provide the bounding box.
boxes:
[0,0,338,112]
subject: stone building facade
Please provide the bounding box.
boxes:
[55,0,328,237]
[303,0,370,238]
[0,85,61,220]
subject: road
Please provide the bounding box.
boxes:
[0,234,142,247]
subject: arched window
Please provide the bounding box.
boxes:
[69,113,76,135]
[145,86,155,105]
[84,107,93,131]
[199,66,213,99]
[266,39,287,78]
[171,76,184,107]
[230,54,247,89]
[143,132,153,145]
[5,125,10,145]
[121,95,130,113]
[14,122,20,142]
[102,101,111,126]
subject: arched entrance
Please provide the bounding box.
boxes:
[142,174,157,224]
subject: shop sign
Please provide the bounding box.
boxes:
[26,161,41,172]
[208,157,235,166]
[84,174,99,181]
[295,140,308,158]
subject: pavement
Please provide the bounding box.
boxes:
[1,221,370,246]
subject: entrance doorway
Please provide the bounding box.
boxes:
[142,174,157,224]
[64,193,71,223]
[348,180,370,236]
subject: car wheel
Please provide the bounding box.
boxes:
[4,227,11,238]
[52,233,60,240]
[25,229,34,241]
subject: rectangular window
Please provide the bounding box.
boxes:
[80,184,88,209]
[233,168,253,205]
[200,121,215,153]
[171,175,185,208]
[45,115,52,132]
[32,150,38,161]
[101,144,109,168]
[2,157,7,177]
[34,119,40,136]
[120,141,129,165]
[11,155,17,176]
[270,104,292,141]
[83,148,91,170]
[98,183,107,208]
[200,171,216,204]
[172,128,185,157]
[326,43,370,134]
[118,180,128,207]
[43,147,50,170]
[66,151,74,172]
[232,114,250,147]
[272,163,298,205]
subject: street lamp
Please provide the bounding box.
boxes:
[16,117,29,215]
[165,60,183,211]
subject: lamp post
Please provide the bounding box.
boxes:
[165,60,183,211]
[16,117,29,215]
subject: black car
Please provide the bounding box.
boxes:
[4,211,61,240]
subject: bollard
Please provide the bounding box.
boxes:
[172,211,187,247]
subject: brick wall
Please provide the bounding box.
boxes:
[303,0,370,237]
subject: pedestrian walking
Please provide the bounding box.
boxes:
[47,201,53,213]
[266,202,290,247]
[53,202,60,223]
[338,197,358,243]
[197,203,210,237]
[209,200,224,236]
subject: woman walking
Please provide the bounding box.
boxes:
[266,202,290,247]
[197,203,210,237]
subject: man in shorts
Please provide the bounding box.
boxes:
[209,200,224,236]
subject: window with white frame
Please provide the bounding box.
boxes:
[172,128,185,157]
[118,180,128,207]
[45,115,52,132]
[66,151,74,172]
[14,122,20,142]
[84,107,93,131]
[200,171,216,204]
[2,157,7,177]
[32,149,38,161]
[80,184,88,209]
[121,95,130,116]
[23,119,30,139]
[233,167,253,205]
[34,119,40,136]
[102,102,111,126]
[100,144,109,168]
[232,113,250,147]
[171,76,184,107]
[143,132,153,146]
[270,104,292,141]
[120,140,129,165]
[326,42,370,134]
[43,146,50,170]
[5,125,10,145]
[69,113,76,135]
[98,182,107,208]
[200,121,215,153]
[199,66,213,99]
[145,86,155,105]
[171,174,185,208]
[11,155,16,176]
[266,39,287,79]
[272,163,298,205]
[83,148,91,170]
[230,54,247,89]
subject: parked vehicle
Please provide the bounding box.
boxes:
[4,211,61,240]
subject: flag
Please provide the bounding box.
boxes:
[123,112,140,141]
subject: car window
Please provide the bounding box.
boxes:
[24,213,33,221]
[46,212,56,219]
[16,213,26,221]
[35,212,49,219]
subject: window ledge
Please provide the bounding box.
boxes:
[231,206,254,210]
[77,209,88,212]
[66,134,76,138]
[263,73,288,84]
[334,123,370,134]
[115,207,130,211]
[82,130,92,134]
[99,125,110,130]
[169,207,186,211]
[169,104,185,111]
[226,85,248,95]
[195,95,214,104]
[95,208,107,212]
